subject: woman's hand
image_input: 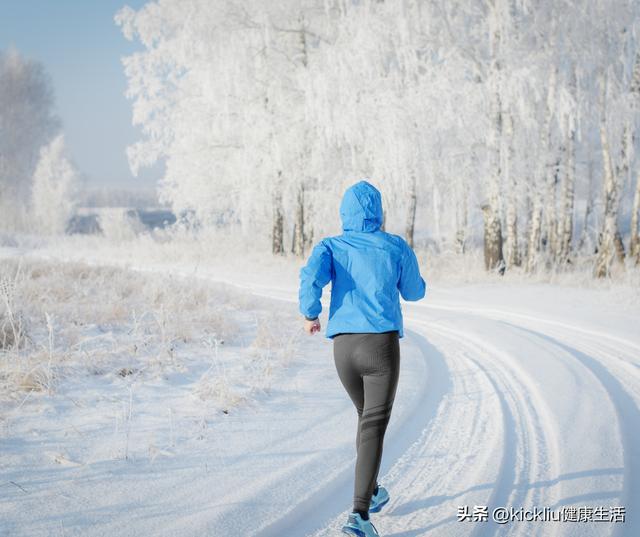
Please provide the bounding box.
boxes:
[304,318,321,335]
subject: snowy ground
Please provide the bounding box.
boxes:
[1,238,639,537]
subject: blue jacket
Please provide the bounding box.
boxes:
[298,180,426,339]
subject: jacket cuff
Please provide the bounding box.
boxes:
[304,315,319,321]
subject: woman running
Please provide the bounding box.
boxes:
[298,180,427,537]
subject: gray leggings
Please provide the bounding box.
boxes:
[333,331,400,513]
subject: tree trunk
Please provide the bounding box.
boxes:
[304,186,314,254]
[578,157,595,253]
[543,152,560,260]
[484,58,504,272]
[557,117,576,263]
[557,67,577,264]
[611,132,630,264]
[525,191,542,273]
[526,68,555,273]
[405,175,417,248]
[631,51,640,97]
[272,171,284,255]
[431,182,440,245]
[482,203,504,273]
[292,184,305,256]
[594,121,624,277]
[630,168,640,263]
[504,110,520,267]
[614,231,626,264]
[615,121,631,189]
[455,177,468,254]
[523,179,532,262]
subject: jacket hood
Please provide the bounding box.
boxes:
[339,180,383,232]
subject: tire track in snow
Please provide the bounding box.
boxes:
[421,321,561,537]
[408,303,632,537]
[418,301,640,404]
[359,326,509,537]
[462,354,520,537]
[497,318,640,401]
[416,303,640,364]
[498,322,640,537]
[422,300,636,536]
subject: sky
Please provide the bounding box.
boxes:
[0,0,160,189]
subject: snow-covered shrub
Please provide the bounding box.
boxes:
[193,357,249,412]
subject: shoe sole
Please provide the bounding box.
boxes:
[341,527,366,537]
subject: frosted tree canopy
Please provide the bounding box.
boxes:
[115,0,640,275]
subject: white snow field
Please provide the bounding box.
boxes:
[1,243,639,537]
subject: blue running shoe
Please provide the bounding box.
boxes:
[369,485,390,513]
[341,512,380,537]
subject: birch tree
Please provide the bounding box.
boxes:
[595,75,625,277]
[631,171,640,263]
[504,110,519,267]
[556,66,578,264]
[115,0,640,276]
[629,52,640,263]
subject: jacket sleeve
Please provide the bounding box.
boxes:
[299,240,333,319]
[398,239,426,301]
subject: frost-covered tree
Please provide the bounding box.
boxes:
[627,51,640,264]
[0,47,60,227]
[631,171,640,263]
[31,134,79,235]
[591,1,640,277]
[116,0,640,276]
[116,1,324,250]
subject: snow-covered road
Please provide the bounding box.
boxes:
[211,273,640,537]
[116,254,639,537]
[1,246,639,536]
[378,303,639,537]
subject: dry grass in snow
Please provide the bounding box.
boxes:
[0,255,302,416]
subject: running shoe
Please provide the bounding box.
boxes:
[369,485,390,513]
[341,512,380,537]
